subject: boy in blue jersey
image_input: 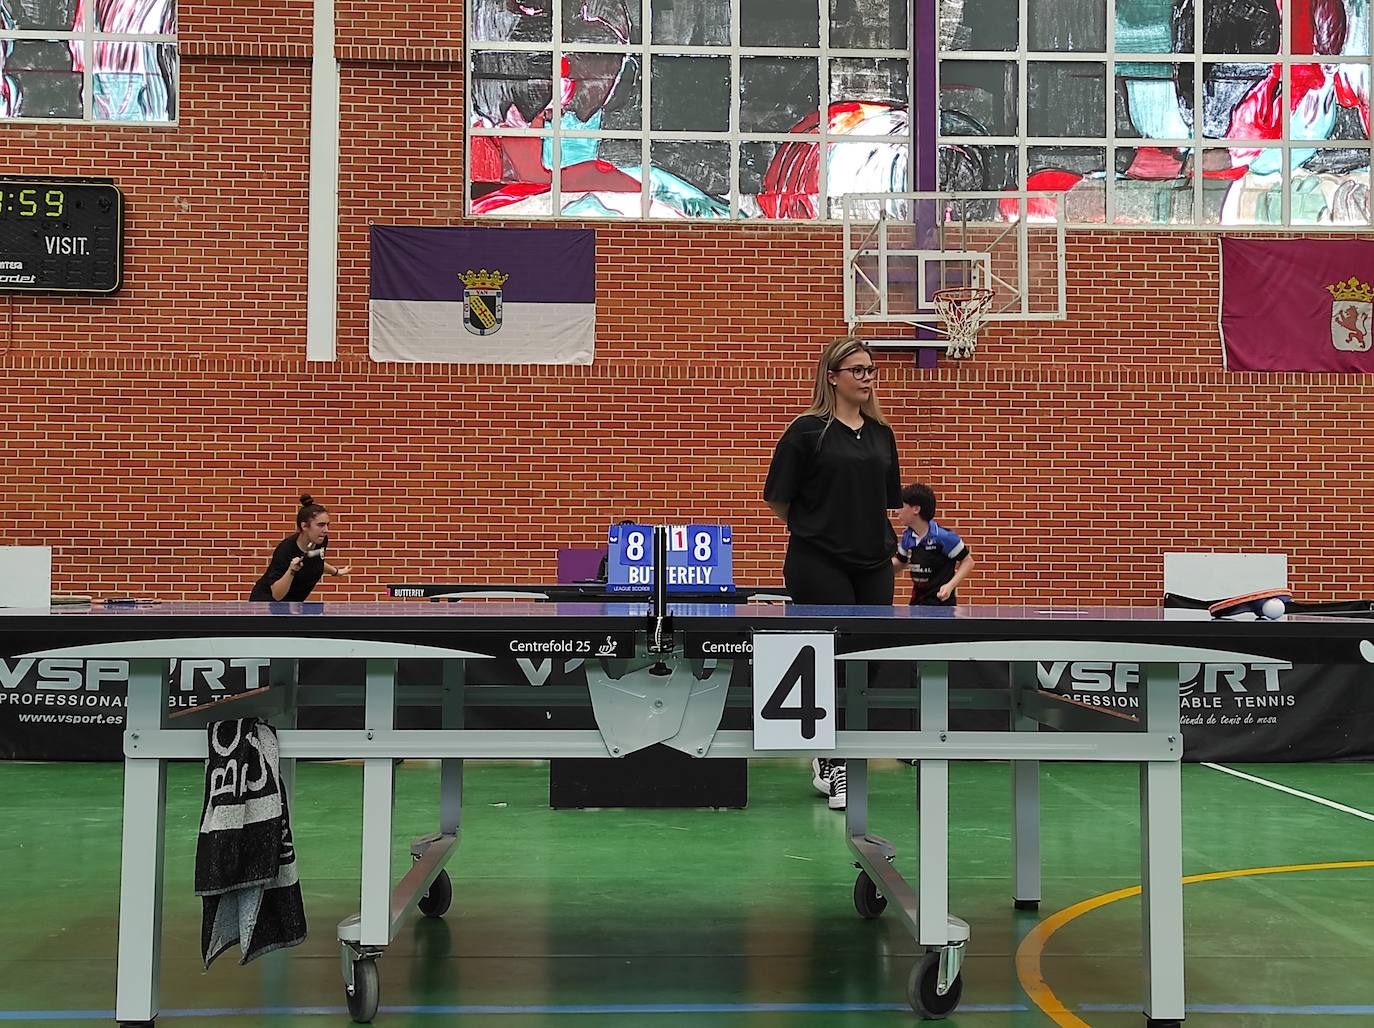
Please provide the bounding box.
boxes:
[894,483,975,605]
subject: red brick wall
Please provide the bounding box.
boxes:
[2,3,1372,604]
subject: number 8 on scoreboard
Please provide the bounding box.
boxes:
[605,523,734,593]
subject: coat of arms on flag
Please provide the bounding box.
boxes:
[1326,276,1372,353]
[460,268,508,336]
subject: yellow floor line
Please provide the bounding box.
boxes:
[1013,860,1374,1027]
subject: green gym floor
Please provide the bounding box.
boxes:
[2,759,1372,1027]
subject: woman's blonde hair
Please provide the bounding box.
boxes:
[797,336,890,427]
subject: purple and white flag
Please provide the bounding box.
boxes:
[369,226,595,364]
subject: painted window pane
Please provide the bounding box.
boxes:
[1028,0,1105,52]
[1291,0,1370,56]
[740,56,818,133]
[96,0,175,34]
[559,147,645,217]
[470,1,552,44]
[568,53,640,131]
[651,55,730,131]
[1117,62,1189,138]
[830,99,909,144]
[938,0,1018,51]
[0,0,78,31]
[1205,147,1283,223]
[1027,61,1106,136]
[651,0,731,45]
[1296,64,1370,141]
[557,137,648,218]
[0,38,82,118]
[1291,148,1371,223]
[1201,62,1270,140]
[938,141,1019,191]
[93,41,175,121]
[940,60,1018,135]
[563,0,639,45]
[1029,145,1106,220]
[471,51,553,128]
[469,134,553,215]
[1114,169,1198,224]
[648,140,730,217]
[1198,0,1280,53]
[830,58,908,108]
[739,140,819,219]
[1117,142,1192,182]
[1197,151,1240,222]
[825,140,909,216]
[1116,0,1190,53]
[829,0,907,49]
[740,0,818,47]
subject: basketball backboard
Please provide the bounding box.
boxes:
[842,191,1067,339]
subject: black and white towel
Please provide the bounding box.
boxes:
[195,718,307,967]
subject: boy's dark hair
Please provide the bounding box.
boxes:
[901,482,936,521]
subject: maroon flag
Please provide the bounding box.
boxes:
[1220,238,1374,372]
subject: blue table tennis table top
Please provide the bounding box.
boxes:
[0,599,1367,623]
[1,600,1372,666]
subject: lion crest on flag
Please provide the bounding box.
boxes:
[1325,276,1372,352]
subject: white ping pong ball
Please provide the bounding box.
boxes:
[1260,597,1286,620]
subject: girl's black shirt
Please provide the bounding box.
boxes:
[249,537,326,601]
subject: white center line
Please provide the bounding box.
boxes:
[1203,762,1374,824]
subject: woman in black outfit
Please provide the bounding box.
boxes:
[249,494,351,601]
[764,336,903,810]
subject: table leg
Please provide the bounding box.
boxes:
[115,658,167,1025]
[1141,662,1185,1024]
[359,659,396,948]
[1010,662,1042,910]
[917,660,949,946]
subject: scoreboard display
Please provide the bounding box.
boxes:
[606,523,734,594]
[0,178,123,294]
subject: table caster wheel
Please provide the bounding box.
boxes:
[346,957,379,1023]
[419,869,452,918]
[852,870,887,919]
[908,949,963,1019]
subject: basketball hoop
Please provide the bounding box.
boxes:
[932,287,994,359]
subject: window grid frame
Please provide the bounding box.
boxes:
[0,4,178,127]
[937,0,1374,229]
[466,0,915,221]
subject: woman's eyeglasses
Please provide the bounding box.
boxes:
[835,365,879,380]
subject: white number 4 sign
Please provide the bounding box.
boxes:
[751,632,836,750]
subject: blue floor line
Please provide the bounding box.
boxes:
[8,1001,1374,1020]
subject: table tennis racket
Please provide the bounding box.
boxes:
[1207,588,1292,618]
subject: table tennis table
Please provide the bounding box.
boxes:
[3,600,1366,1026]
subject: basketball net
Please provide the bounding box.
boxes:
[932,287,994,359]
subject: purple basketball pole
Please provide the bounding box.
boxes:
[914,0,939,368]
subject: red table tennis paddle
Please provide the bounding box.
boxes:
[1207,588,1292,618]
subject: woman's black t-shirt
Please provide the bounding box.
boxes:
[249,536,326,601]
[764,413,902,570]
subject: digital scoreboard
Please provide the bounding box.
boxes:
[606,523,734,594]
[0,178,123,294]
